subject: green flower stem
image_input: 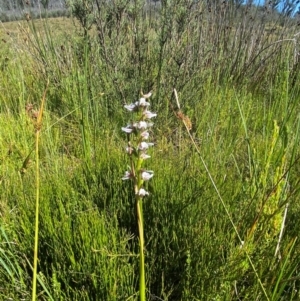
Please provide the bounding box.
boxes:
[128,146,146,301]
[136,157,144,188]
[136,195,146,301]
[133,155,146,301]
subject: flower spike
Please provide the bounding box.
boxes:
[121,90,156,301]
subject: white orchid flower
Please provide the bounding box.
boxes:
[141,170,154,181]
[137,188,149,196]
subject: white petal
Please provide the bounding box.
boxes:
[137,188,149,196]
[138,142,154,150]
[144,110,157,119]
[140,153,151,159]
[141,171,154,181]
[138,98,150,106]
[137,121,148,130]
[122,126,133,133]
[122,171,132,180]
[126,146,134,154]
[142,91,152,99]
[124,103,136,111]
[139,142,148,150]
[141,131,149,140]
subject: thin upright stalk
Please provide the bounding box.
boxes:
[31,122,40,301]
[32,82,48,301]
[135,156,146,301]
[136,196,145,301]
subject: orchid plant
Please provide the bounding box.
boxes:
[122,91,156,301]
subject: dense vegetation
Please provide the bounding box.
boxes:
[1,0,300,300]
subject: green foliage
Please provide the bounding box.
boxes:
[1,1,300,300]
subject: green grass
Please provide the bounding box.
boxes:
[1,1,300,300]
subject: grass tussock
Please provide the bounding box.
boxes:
[1,1,300,300]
